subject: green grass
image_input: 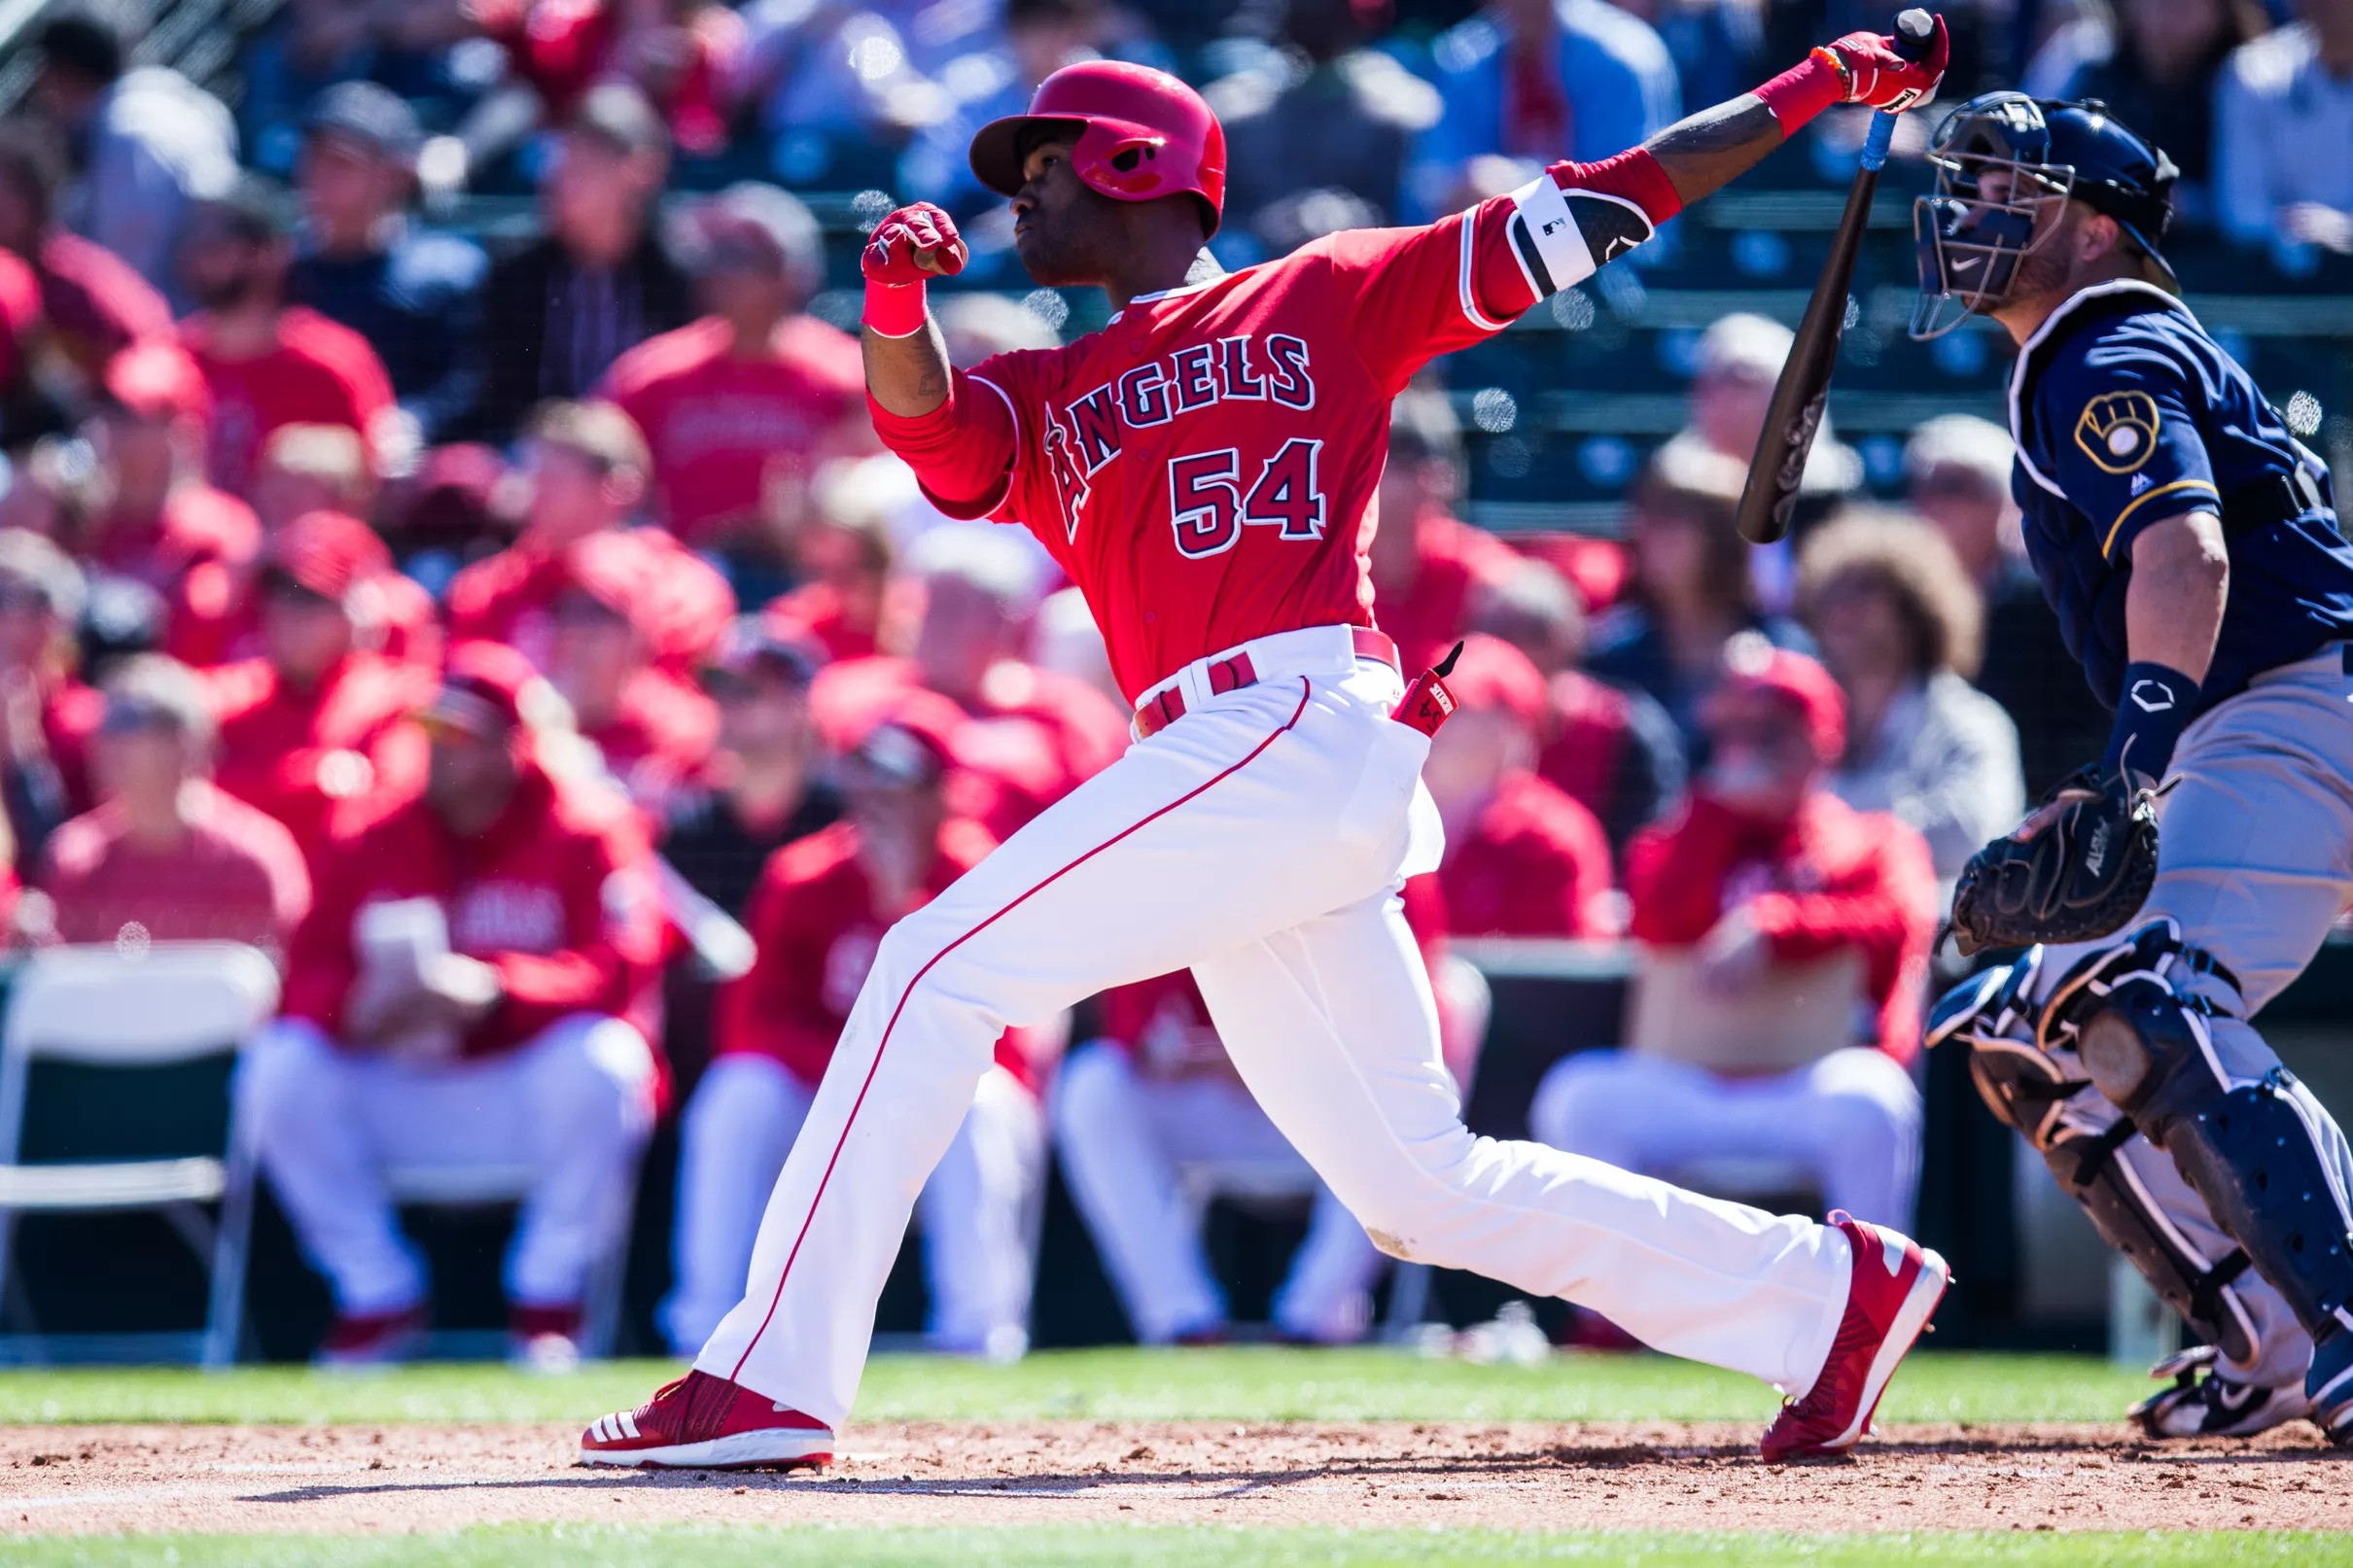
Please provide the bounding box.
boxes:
[0,1349,2155,1428]
[0,1528,2342,1567]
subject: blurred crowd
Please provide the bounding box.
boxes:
[0,0,2340,1363]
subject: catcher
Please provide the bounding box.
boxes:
[1920,95,2353,1441]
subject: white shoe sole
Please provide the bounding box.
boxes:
[1819,1247,1951,1453]
[578,1427,834,1471]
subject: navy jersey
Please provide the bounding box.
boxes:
[2008,280,2353,709]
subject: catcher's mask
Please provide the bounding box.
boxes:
[1911,93,2179,339]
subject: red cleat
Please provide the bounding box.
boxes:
[1760,1212,1950,1462]
[316,1304,427,1368]
[579,1370,834,1470]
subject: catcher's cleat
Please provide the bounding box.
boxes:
[1761,1213,1950,1461]
[2130,1345,2312,1439]
[579,1370,833,1470]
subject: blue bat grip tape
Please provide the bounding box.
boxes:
[1860,110,1897,172]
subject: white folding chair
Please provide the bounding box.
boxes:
[0,943,280,1367]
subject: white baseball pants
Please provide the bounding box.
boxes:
[1053,1040,1386,1344]
[1530,1046,1924,1231]
[240,1014,655,1313]
[693,626,1854,1429]
[665,1052,1043,1359]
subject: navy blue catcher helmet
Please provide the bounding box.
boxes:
[1911,93,2180,338]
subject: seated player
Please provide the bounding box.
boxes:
[446,400,733,683]
[244,643,663,1368]
[205,510,433,868]
[665,698,1046,1361]
[1419,636,1615,938]
[1531,645,1936,1229]
[812,527,1125,834]
[38,654,309,959]
[543,533,719,817]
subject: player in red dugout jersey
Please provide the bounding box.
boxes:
[590,23,1956,1470]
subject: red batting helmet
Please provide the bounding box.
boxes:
[968,60,1226,236]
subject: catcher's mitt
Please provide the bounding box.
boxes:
[1948,765,2162,957]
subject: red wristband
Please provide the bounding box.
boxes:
[1753,49,1845,135]
[862,276,928,337]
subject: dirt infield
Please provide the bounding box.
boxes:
[0,1419,2346,1535]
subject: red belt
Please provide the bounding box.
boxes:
[1134,627,1399,739]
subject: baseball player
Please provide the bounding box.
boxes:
[586,30,1955,1469]
[1916,95,2353,1441]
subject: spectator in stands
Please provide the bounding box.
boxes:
[176,178,401,499]
[162,426,440,675]
[249,642,663,1367]
[1798,509,2022,884]
[1905,414,2107,796]
[764,465,900,665]
[0,248,45,439]
[0,531,101,870]
[235,0,394,179]
[82,343,260,623]
[1471,559,1684,860]
[474,86,691,439]
[2025,0,2263,226]
[37,652,309,958]
[0,117,171,401]
[737,0,968,170]
[2217,0,2353,255]
[1608,0,1763,110]
[601,184,865,561]
[669,698,1044,1360]
[1587,438,1807,757]
[1529,644,1935,1229]
[1368,390,1523,672]
[1405,0,1679,220]
[1671,315,1860,553]
[899,0,1110,223]
[469,0,747,161]
[446,401,732,680]
[288,84,487,448]
[27,2,240,306]
[811,528,1127,835]
[662,620,839,926]
[206,509,433,869]
[1055,970,1390,1345]
[1210,0,1443,257]
[542,532,719,815]
[1420,635,1615,937]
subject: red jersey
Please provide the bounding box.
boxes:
[179,307,396,496]
[0,248,40,391]
[1625,791,1938,1063]
[579,669,719,815]
[763,580,877,664]
[35,229,172,378]
[1533,670,1639,825]
[602,314,864,545]
[810,655,1127,830]
[207,653,434,861]
[41,782,311,958]
[1378,511,1526,673]
[445,529,733,679]
[718,818,1037,1092]
[889,197,1556,701]
[1438,770,1613,939]
[83,483,260,593]
[281,758,664,1062]
[163,563,440,674]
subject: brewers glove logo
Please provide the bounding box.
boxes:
[2075,391,2161,474]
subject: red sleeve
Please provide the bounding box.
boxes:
[474,818,664,1054]
[1624,796,1744,947]
[867,365,1020,519]
[716,858,846,1075]
[279,835,367,1033]
[1745,818,1937,984]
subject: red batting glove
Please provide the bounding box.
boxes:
[861,202,967,337]
[1822,14,1949,111]
[1753,14,1949,133]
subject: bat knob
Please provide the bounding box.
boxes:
[1892,8,1936,61]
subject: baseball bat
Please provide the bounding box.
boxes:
[1733,8,1937,545]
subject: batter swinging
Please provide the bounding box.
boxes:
[585,29,1953,1468]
